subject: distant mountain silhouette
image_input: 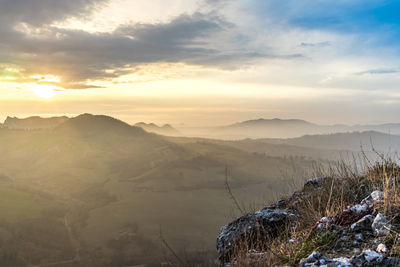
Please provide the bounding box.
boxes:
[262,131,400,152]
[232,118,315,127]
[178,118,400,139]
[135,122,180,136]
[3,115,69,129]
[58,113,127,129]
[212,118,333,139]
[349,123,400,135]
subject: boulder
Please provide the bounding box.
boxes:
[376,243,388,254]
[216,207,295,263]
[351,250,384,266]
[361,191,384,207]
[350,214,374,232]
[300,251,352,267]
[303,177,329,191]
[300,250,400,267]
[372,213,391,236]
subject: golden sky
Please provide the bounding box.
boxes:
[1,0,400,125]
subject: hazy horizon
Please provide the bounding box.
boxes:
[2,0,400,126]
[2,1,400,266]
[4,110,400,128]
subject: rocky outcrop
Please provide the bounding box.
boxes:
[298,190,399,267]
[300,249,400,267]
[217,176,400,266]
[217,207,295,262]
[217,177,332,264]
[299,251,353,266]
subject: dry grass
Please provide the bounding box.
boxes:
[226,153,400,266]
[161,152,400,266]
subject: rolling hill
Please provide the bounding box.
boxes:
[261,131,400,152]
[0,114,320,266]
[177,118,400,139]
[2,114,398,266]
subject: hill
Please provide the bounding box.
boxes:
[3,114,398,266]
[177,118,400,139]
[350,123,400,135]
[3,115,69,129]
[177,118,345,139]
[264,131,400,152]
[169,131,400,163]
[135,122,180,136]
[0,114,321,266]
[220,118,324,139]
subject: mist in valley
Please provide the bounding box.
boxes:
[1,0,399,266]
[0,114,397,266]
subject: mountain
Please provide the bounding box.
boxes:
[220,118,325,139]
[206,131,400,163]
[3,115,69,129]
[177,118,347,139]
[171,131,400,166]
[270,131,400,151]
[231,118,315,127]
[58,113,147,137]
[3,114,398,266]
[349,123,400,135]
[177,118,400,139]
[135,122,180,136]
[0,114,320,266]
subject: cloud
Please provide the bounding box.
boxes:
[356,68,399,75]
[300,41,331,47]
[2,0,398,92]
[0,13,234,89]
[0,0,108,26]
[0,0,300,89]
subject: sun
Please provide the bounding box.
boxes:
[33,85,57,99]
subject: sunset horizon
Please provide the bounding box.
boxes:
[2,0,400,126]
[2,1,400,266]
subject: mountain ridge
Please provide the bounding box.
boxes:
[134,122,180,136]
[3,115,69,129]
[178,118,400,139]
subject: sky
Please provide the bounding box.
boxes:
[1,0,400,126]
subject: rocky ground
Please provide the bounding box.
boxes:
[216,162,400,266]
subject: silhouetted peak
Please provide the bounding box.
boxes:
[3,115,69,129]
[57,114,146,136]
[230,118,314,127]
[134,121,180,135]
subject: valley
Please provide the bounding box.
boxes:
[0,114,397,266]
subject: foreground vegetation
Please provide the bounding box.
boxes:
[221,154,400,266]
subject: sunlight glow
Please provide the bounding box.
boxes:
[32,85,57,99]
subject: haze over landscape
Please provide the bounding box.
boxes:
[2,0,400,125]
[2,1,400,266]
